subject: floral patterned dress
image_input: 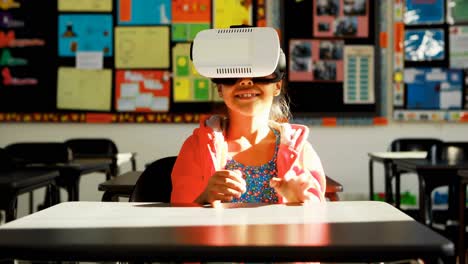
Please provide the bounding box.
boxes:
[226,129,280,203]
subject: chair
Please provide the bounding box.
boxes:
[422,142,468,228]
[388,138,443,207]
[5,142,72,165]
[129,156,176,202]
[65,138,120,180]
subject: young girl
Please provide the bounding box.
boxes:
[171,34,326,205]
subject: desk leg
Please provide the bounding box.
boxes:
[28,191,33,214]
[326,193,340,201]
[65,174,81,201]
[131,155,137,171]
[384,161,394,204]
[418,174,432,225]
[393,164,401,208]
[458,180,466,264]
[5,196,17,223]
[418,174,426,224]
[369,159,374,200]
[102,191,118,202]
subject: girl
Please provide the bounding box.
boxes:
[171,46,326,205]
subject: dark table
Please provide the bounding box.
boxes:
[0,201,454,263]
[393,159,468,264]
[30,159,111,202]
[368,151,427,204]
[98,170,141,201]
[99,171,344,202]
[74,152,137,179]
[0,169,60,222]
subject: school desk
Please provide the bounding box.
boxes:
[0,201,453,263]
[393,159,468,264]
[28,159,112,201]
[368,151,427,203]
[98,171,344,202]
[0,168,60,222]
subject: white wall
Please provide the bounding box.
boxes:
[0,122,467,218]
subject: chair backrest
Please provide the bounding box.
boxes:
[4,142,72,165]
[129,156,177,202]
[434,142,468,163]
[0,147,17,171]
[65,138,118,158]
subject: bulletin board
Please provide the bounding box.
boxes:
[283,0,387,126]
[392,0,468,122]
[0,0,386,125]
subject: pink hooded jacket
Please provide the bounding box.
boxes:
[171,116,326,203]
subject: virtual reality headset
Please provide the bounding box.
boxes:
[191,26,286,85]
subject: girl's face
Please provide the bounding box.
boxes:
[217,75,282,119]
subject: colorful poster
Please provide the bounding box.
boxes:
[449,26,468,69]
[447,0,468,24]
[213,0,252,29]
[58,0,112,12]
[404,0,444,25]
[115,70,171,112]
[115,26,170,69]
[58,15,113,57]
[404,29,445,61]
[57,67,112,111]
[289,39,344,82]
[405,68,463,110]
[118,0,171,25]
[344,45,374,104]
[313,0,369,38]
[172,43,212,102]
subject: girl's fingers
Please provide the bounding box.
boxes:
[212,175,246,193]
[207,192,234,203]
[210,184,243,198]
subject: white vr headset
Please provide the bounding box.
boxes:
[191,26,286,83]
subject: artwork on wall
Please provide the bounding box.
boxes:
[58,15,113,57]
[313,0,369,38]
[115,70,171,112]
[404,0,445,25]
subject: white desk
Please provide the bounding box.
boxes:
[0,201,453,263]
[2,201,411,229]
[369,151,427,159]
[368,151,427,205]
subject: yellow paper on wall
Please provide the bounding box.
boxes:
[58,0,112,12]
[57,67,112,111]
[174,78,191,101]
[115,26,170,69]
[213,0,252,29]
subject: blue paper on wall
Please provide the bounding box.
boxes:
[118,0,171,25]
[405,68,463,110]
[405,29,445,61]
[404,0,445,25]
[58,15,113,57]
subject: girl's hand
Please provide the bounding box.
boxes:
[195,170,246,204]
[270,170,321,203]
